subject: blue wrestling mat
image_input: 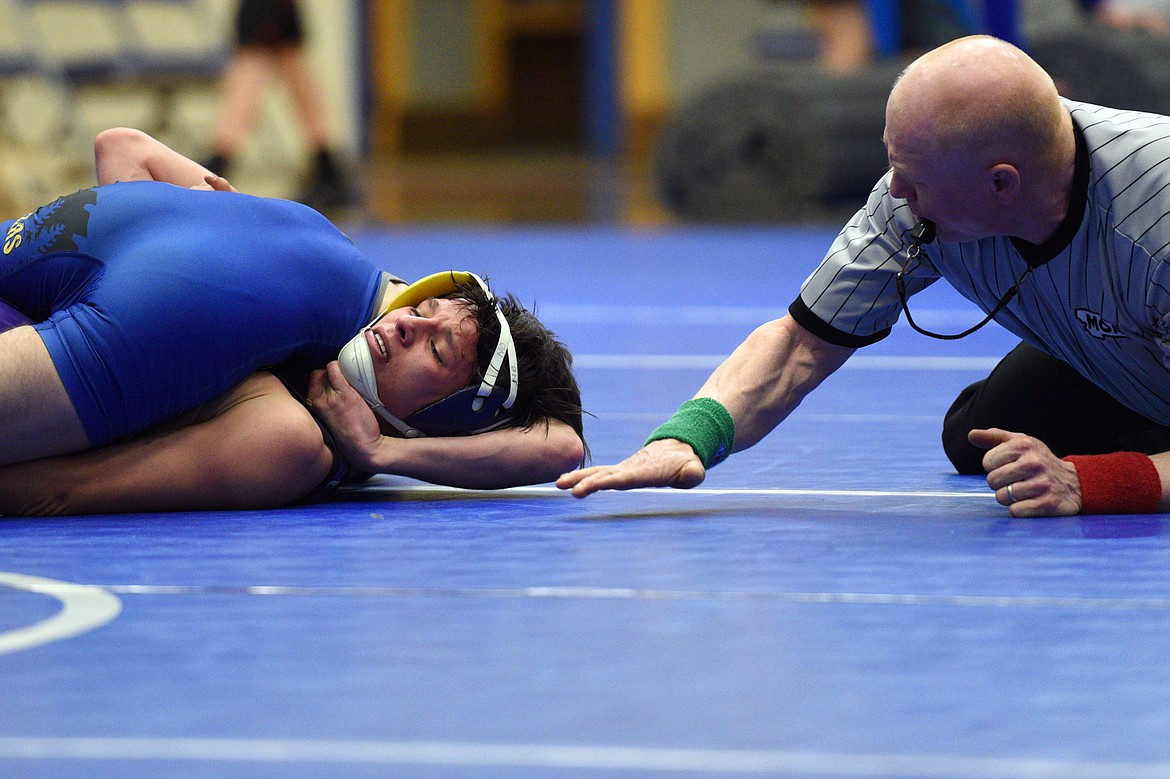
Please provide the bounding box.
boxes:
[2,227,1169,778]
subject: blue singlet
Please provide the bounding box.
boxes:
[0,181,383,446]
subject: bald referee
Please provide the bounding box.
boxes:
[559,34,1170,517]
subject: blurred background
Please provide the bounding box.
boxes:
[0,0,1168,227]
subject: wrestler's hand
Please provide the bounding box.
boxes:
[969,428,1082,517]
[189,173,238,193]
[306,361,383,471]
[555,438,706,498]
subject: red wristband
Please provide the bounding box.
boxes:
[1062,452,1162,515]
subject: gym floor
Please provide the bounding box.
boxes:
[2,224,1169,778]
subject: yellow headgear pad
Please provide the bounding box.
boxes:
[372,270,479,323]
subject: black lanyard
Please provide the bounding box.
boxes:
[895,220,1031,340]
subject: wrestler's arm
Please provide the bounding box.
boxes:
[307,362,586,489]
[93,127,233,190]
[0,373,333,516]
[557,314,855,497]
[364,419,583,489]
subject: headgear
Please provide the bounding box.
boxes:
[337,271,518,438]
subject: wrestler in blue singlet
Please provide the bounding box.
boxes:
[0,181,384,446]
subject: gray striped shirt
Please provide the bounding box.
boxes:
[792,99,1170,425]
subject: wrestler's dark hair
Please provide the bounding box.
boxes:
[452,279,589,462]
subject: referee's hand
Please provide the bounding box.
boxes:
[556,438,706,498]
[969,427,1082,517]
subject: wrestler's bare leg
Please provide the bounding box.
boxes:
[0,326,88,465]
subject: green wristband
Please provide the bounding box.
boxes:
[645,397,735,469]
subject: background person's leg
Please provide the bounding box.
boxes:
[0,327,89,466]
[941,341,1170,474]
[207,49,272,171]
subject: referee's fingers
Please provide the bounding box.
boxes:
[967,427,1015,451]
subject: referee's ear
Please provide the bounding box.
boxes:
[990,163,1021,204]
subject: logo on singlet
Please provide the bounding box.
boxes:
[1075,308,1126,339]
[3,187,98,256]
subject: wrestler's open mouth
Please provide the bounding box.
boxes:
[366,328,389,363]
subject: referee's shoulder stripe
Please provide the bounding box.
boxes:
[830,208,910,330]
[1146,232,1170,260]
[1141,272,1170,306]
[806,201,906,327]
[821,202,904,268]
[1098,135,1167,180]
[1114,180,1170,233]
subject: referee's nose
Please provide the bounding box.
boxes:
[889,170,916,205]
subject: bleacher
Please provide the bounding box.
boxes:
[0,0,230,211]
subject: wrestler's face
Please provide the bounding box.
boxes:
[362,297,480,419]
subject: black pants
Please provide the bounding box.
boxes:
[941,342,1170,474]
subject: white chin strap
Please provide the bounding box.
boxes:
[336,271,518,438]
[336,328,423,438]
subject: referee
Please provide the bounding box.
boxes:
[559,35,1170,517]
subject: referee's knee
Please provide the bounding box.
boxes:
[941,388,987,476]
[941,425,986,475]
